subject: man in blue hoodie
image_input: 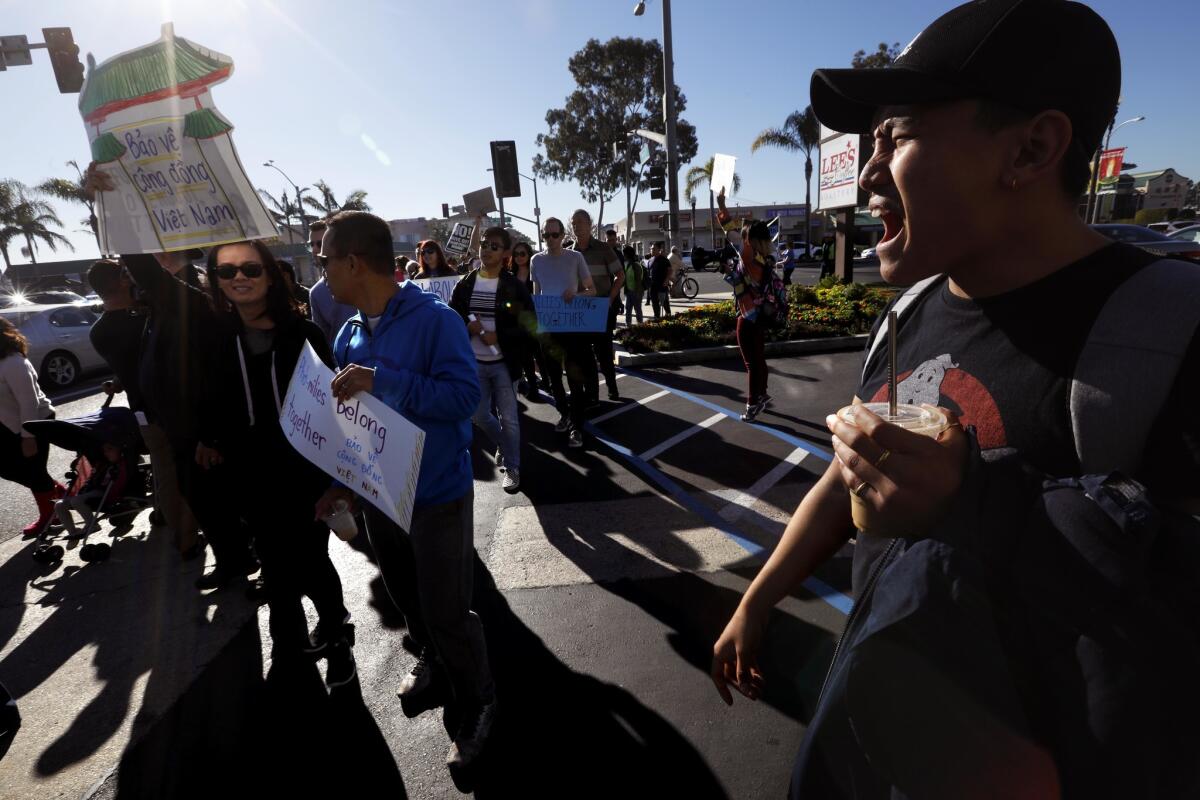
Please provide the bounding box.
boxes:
[313,211,493,773]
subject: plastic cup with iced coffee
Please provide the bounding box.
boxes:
[835,402,949,535]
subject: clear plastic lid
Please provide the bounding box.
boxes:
[836,403,948,435]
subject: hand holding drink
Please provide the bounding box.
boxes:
[827,402,967,536]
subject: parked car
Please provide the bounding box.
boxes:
[0,303,108,388]
[0,290,87,308]
[1090,224,1200,261]
[1145,220,1197,235]
[1167,224,1200,244]
[857,247,878,260]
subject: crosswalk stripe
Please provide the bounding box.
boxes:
[719,447,810,522]
[638,412,726,461]
[590,389,670,424]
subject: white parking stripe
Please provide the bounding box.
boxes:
[590,389,670,424]
[718,447,810,521]
[638,412,726,461]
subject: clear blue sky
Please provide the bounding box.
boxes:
[2,0,1197,261]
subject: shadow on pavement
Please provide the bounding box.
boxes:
[110,624,405,799]
[466,559,731,799]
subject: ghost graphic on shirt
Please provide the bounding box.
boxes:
[869,354,1008,450]
[896,354,958,406]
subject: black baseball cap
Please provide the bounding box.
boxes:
[810,0,1120,157]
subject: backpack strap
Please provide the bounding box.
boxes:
[1071,259,1200,475]
[861,275,943,385]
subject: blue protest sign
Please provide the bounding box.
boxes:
[533,295,608,333]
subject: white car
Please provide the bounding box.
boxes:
[0,303,109,388]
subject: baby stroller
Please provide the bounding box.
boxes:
[23,396,153,565]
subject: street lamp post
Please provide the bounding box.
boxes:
[634,0,681,251]
[263,159,309,245]
[1086,115,1144,224]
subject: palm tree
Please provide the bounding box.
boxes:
[751,106,821,257]
[685,157,741,250]
[35,160,100,252]
[302,180,371,217]
[258,187,306,244]
[6,200,74,264]
[0,180,25,271]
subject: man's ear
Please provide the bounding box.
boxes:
[1009,109,1073,189]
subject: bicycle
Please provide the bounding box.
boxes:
[674,265,700,300]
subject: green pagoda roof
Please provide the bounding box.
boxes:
[80,24,232,123]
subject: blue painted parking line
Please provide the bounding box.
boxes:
[584,422,852,616]
[616,368,833,463]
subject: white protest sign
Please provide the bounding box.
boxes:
[414,276,459,305]
[445,222,474,257]
[79,24,277,255]
[711,153,737,197]
[280,342,425,531]
[463,187,497,216]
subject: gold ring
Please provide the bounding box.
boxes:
[874,449,891,468]
[851,481,871,498]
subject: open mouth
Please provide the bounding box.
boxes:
[878,211,905,246]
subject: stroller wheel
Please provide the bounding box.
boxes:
[32,544,64,564]
[80,543,111,562]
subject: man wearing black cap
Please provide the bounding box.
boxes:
[712,1,1200,796]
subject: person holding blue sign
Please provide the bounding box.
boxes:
[449,226,536,494]
[312,211,494,774]
[530,217,596,449]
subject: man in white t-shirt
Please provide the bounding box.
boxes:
[530,216,595,448]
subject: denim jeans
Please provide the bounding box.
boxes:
[472,359,521,471]
[624,289,644,325]
[364,490,493,707]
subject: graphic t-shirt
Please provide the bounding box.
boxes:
[853,243,1200,589]
[468,275,502,362]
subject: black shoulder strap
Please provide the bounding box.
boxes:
[1071,258,1200,475]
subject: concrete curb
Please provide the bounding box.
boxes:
[614,333,869,367]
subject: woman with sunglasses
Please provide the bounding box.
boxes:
[414,239,457,279]
[508,242,544,401]
[199,241,356,686]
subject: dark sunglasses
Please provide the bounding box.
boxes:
[480,242,505,252]
[512,250,531,258]
[215,262,264,280]
[544,231,563,239]
[420,247,438,255]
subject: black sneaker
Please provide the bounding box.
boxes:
[568,429,583,449]
[244,575,267,604]
[741,396,769,422]
[397,649,434,698]
[194,569,243,591]
[304,614,354,658]
[447,699,497,771]
[554,414,570,433]
[607,387,620,401]
[325,634,357,690]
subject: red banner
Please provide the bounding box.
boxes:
[1097,147,1126,185]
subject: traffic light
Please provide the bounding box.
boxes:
[441,203,449,218]
[490,140,521,199]
[42,27,83,93]
[648,162,666,201]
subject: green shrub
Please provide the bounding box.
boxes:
[615,282,895,353]
[1134,208,1169,226]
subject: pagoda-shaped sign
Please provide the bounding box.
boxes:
[79,24,276,254]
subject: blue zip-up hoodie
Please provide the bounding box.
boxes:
[334,280,480,510]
